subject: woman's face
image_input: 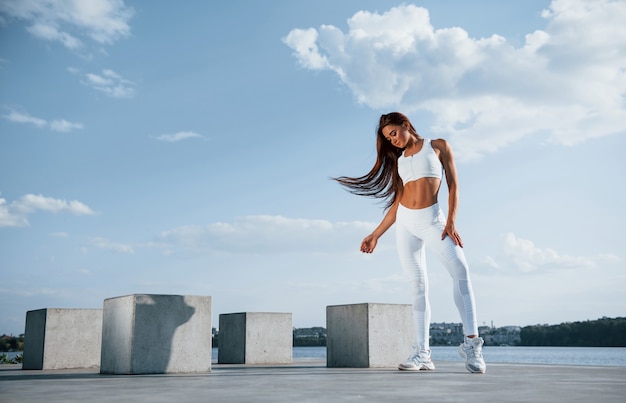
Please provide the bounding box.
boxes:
[381,123,412,149]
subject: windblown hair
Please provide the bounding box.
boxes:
[334,112,418,210]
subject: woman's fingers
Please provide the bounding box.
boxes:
[442,229,464,248]
[360,236,376,253]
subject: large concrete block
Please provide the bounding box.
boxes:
[218,312,292,364]
[23,308,103,370]
[100,294,212,374]
[326,303,415,368]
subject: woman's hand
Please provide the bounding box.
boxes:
[359,199,398,254]
[442,223,464,248]
[360,234,378,253]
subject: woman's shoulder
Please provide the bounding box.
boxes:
[430,138,451,151]
[429,138,456,162]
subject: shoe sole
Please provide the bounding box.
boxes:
[466,365,486,374]
[398,365,435,371]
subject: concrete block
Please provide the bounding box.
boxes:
[100,294,212,374]
[326,303,415,368]
[22,308,103,370]
[218,312,292,364]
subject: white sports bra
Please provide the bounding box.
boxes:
[397,139,443,185]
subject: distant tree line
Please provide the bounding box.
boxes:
[4,317,624,354]
[211,327,327,348]
[520,317,626,347]
[286,318,626,347]
[293,327,326,347]
[0,334,24,352]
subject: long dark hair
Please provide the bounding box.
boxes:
[333,112,418,209]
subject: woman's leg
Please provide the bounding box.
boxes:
[424,207,478,337]
[396,213,430,352]
[427,216,486,373]
[410,204,486,373]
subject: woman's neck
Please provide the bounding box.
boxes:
[405,136,423,153]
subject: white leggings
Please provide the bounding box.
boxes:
[396,203,478,352]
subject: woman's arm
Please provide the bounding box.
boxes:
[434,139,464,248]
[360,193,401,253]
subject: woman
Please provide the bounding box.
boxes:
[334,112,486,374]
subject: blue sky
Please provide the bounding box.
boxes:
[1,0,624,336]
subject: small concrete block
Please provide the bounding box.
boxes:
[326,303,415,368]
[218,312,292,364]
[23,308,103,370]
[100,294,212,374]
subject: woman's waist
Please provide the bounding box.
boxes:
[399,199,439,210]
[400,179,440,208]
[398,201,440,212]
[399,192,439,210]
[396,202,443,225]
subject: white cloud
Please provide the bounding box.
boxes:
[482,232,621,274]
[82,69,135,98]
[480,255,500,269]
[284,0,626,161]
[156,131,204,142]
[283,28,330,70]
[49,119,84,132]
[0,0,134,49]
[0,197,26,227]
[159,215,376,255]
[3,110,47,128]
[2,108,83,132]
[13,194,94,215]
[0,194,95,227]
[26,21,82,49]
[89,237,134,254]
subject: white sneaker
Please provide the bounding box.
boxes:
[458,337,487,374]
[398,349,435,371]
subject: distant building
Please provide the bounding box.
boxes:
[212,324,521,348]
[430,323,521,346]
[293,327,326,346]
[480,325,522,346]
[430,322,464,345]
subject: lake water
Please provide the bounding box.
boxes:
[292,346,626,367]
[4,346,625,367]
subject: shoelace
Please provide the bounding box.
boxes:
[467,344,483,359]
[410,353,431,363]
[407,344,427,362]
[406,352,420,362]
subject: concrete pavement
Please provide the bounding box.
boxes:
[1,360,625,402]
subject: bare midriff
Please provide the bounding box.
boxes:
[400,177,441,209]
